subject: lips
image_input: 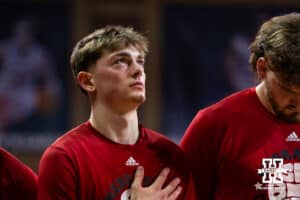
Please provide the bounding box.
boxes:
[130,81,144,89]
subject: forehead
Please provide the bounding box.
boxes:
[105,46,145,58]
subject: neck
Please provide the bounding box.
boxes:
[89,103,139,145]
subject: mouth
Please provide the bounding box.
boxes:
[284,105,298,113]
[130,81,144,89]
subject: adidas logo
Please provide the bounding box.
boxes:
[286,131,300,142]
[125,156,139,166]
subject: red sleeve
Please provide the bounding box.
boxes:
[180,110,225,200]
[0,147,37,200]
[38,146,77,200]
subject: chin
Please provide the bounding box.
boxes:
[127,95,144,104]
[131,92,145,102]
[278,112,300,124]
[135,95,146,103]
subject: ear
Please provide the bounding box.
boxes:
[256,57,268,79]
[77,71,95,93]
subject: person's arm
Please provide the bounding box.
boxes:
[180,110,224,200]
[38,147,77,200]
[130,166,182,200]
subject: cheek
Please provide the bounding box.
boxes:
[266,80,288,105]
[95,71,125,91]
[100,69,125,82]
[270,89,293,108]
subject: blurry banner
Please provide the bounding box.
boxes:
[0,2,70,136]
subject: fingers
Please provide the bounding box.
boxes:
[168,186,182,200]
[130,166,182,200]
[131,166,144,188]
[152,168,170,189]
[163,177,181,194]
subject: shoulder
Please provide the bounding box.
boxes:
[192,88,256,124]
[50,122,90,149]
[204,88,255,114]
[40,122,91,163]
[0,147,17,165]
[0,147,37,200]
[0,147,21,169]
[181,88,256,148]
[0,147,36,176]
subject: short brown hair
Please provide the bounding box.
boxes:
[70,25,148,93]
[249,12,300,85]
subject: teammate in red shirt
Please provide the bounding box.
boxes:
[0,147,37,200]
[38,25,196,200]
[180,13,300,200]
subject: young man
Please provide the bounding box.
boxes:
[180,13,300,199]
[0,147,37,200]
[38,25,196,200]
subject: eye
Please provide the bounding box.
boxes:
[137,59,145,67]
[113,58,130,67]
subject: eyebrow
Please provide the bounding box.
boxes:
[110,51,145,59]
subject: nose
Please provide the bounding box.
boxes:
[289,95,300,109]
[131,61,144,79]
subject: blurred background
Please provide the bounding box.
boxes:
[0,0,298,172]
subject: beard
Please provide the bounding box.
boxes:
[266,89,300,124]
